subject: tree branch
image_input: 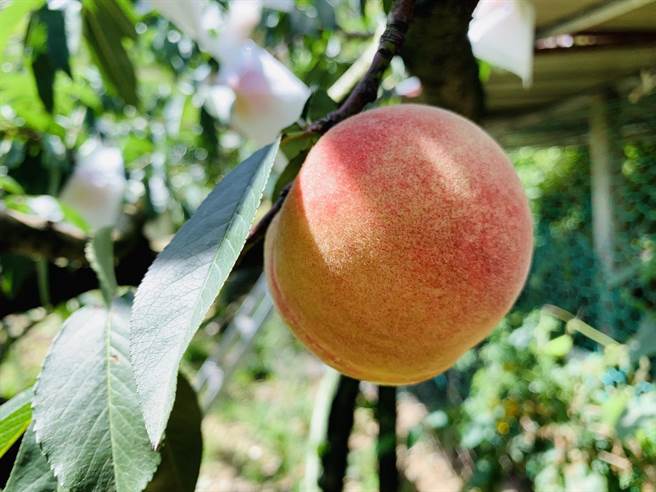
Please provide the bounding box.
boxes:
[0,207,154,318]
[0,231,155,318]
[308,0,415,134]
[401,0,484,121]
[0,207,87,262]
[0,206,148,264]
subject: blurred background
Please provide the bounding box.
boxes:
[0,0,655,491]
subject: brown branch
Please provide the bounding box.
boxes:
[0,206,147,264]
[309,0,415,134]
[401,0,483,121]
[0,207,87,262]
[0,226,155,318]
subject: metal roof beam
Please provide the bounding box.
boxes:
[537,0,656,38]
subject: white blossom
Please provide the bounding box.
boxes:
[60,139,126,231]
[468,0,535,87]
[216,40,310,145]
[150,0,310,144]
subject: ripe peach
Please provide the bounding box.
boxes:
[264,104,533,385]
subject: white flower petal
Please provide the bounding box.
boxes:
[28,195,64,222]
[60,140,126,231]
[150,0,207,44]
[203,84,236,123]
[224,41,310,145]
[150,1,308,145]
[225,0,262,41]
[468,0,535,87]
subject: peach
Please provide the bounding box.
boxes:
[264,104,533,385]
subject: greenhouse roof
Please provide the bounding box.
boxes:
[485,0,656,119]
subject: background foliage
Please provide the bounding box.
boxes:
[0,0,654,491]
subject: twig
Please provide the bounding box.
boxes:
[309,0,415,134]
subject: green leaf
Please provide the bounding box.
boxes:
[280,130,318,161]
[406,425,422,449]
[601,389,631,427]
[628,317,656,362]
[82,0,138,106]
[25,7,71,113]
[0,388,32,459]
[145,375,203,492]
[130,140,280,446]
[273,150,305,199]
[33,300,159,492]
[424,410,449,429]
[85,227,117,306]
[59,202,92,234]
[304,90,337,123]
[30,54,57,113]
[0,254,34,299]
[0,73,61,134]
[4,423,63,492]
[0,0,45,56]
[618,392,656,440]
[274,130,316,199]
[0,176,25,195]
[542,334,573,357]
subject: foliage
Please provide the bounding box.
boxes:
[0,0,653,489]
[512,131,656,343]
[419,311,656,491]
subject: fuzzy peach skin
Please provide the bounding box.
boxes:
[265,104,533,385]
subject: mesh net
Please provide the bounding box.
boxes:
[503,90,656,342]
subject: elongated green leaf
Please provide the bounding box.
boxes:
[82,0,138,106]
[0,0,45,56]
[33,300,159,492]
[25,7,71,113]
[542,334,573,357]
[85,227,117,306]
[0,388,32,459]
[145,375,202,492]
[4,423,63,492]
[130,140,279,446]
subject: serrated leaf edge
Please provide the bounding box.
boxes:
[130,140,279,446]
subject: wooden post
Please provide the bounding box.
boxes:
[588,92,618,332]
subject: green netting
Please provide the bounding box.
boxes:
[506,91,656,342]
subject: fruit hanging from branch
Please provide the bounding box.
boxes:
[265,104,533,385]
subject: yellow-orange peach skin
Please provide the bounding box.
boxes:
[265,104,533,385]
